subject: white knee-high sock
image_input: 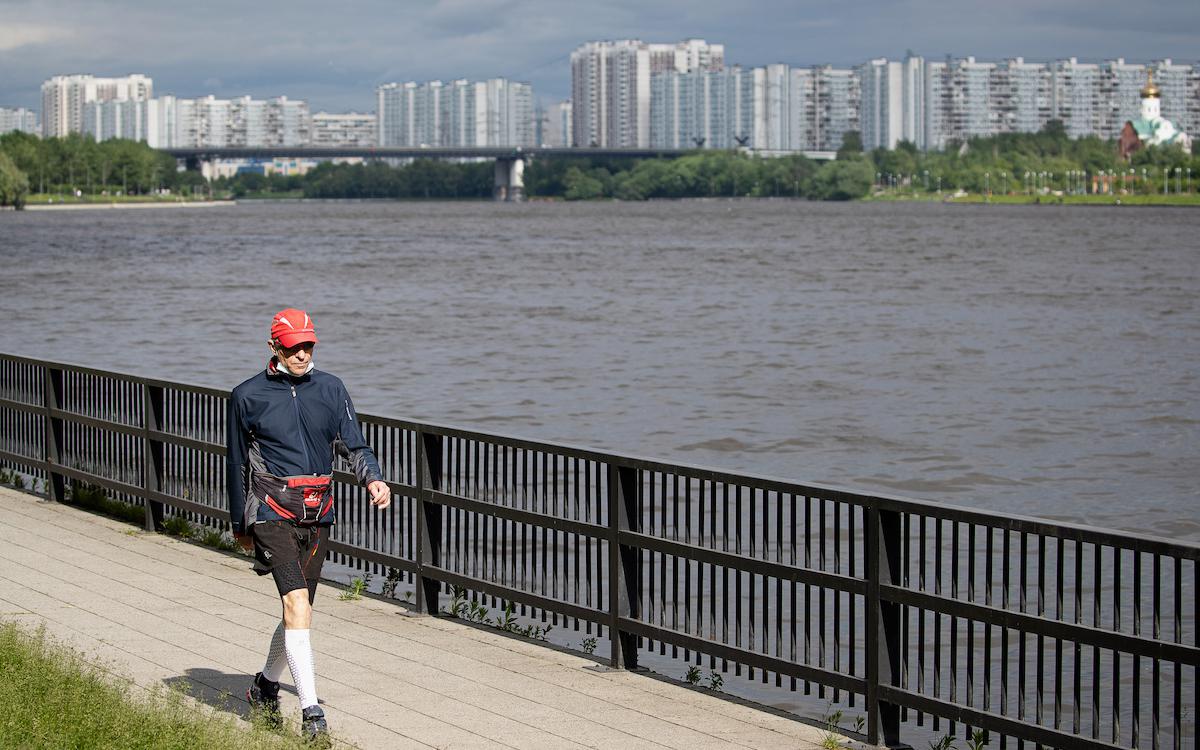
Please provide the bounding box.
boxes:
[284,628,319,709]
[262,622,286,682]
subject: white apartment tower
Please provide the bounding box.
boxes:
[0,107,39,136]
[311,112,377,147]
[376,79,533,148]
[41,74,153,137]
[143,95,310,148]
[860,56,925,150]
[572,39,723,148]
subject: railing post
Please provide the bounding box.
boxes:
[607,463,641,669]
[866,505,906,748]
[415,429,443,615]
[42,365,65,503]
[141,383,165,531]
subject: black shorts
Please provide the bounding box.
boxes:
[251,521,329,599]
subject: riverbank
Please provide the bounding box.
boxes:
[21,198,235,211]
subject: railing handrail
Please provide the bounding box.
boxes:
[4,350,1196,559]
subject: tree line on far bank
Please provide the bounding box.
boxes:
[3,121,1197,208]
[0,131,209,207]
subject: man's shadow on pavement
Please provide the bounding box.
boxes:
[163,668,306,721]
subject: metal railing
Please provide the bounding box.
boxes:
[0,352,1194,749]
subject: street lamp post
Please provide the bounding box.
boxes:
[1164,168,1169,194]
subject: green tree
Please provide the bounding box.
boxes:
[0,151,30,208]
[563,166,605,200]
[810,157,874,200]
[836,131,863,160]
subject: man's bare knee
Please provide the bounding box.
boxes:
[282,588,312,629]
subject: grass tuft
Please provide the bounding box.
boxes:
[338,573,372,601]
[0,620,313,749]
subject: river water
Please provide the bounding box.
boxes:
[1,200,1197,539]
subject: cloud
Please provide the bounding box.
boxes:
[0,23,73,51]
[0,0,1196,111]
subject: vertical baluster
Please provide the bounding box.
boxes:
[1092,543,1102,741]
[664,473,672,656]
[934,518,943,732]
[1172,556,1181,750]
[672,474,680,656]
[729,482,739,676]
[790,493,797,691]
[951,519,959,734]
[761,487,770,685]
[1113,545,1122,745]
[848,502,856,702]
[775,489,784,686]
[985,526,993,719]
[1074,541,1084,737]
[685,476,694,660]
[1055,536,1064,730]
[818,495,826,697]
[804,494,811,694]
[1018,531,1028,734]
[711,480,719,670]
[919,515,927,726]
[902,512,910,723]
[1036,535,1046,732]
[1001,527,1010,745]
[833,497,841,700]
[968,523,976,717]
[1132,550,1142,747]
[1153,552,1161,750]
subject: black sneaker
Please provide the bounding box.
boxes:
[246,672,281,726]
[301,704,329,743]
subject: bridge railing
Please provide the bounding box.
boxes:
[0,352,1194,749]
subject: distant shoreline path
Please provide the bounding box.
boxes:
[21,200,236,211]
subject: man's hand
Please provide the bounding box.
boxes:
[367,480,392,510]
[234,532,254,553]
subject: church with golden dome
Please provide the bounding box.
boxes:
[1119,72,1193,159]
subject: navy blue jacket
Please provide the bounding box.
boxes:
[226,360,383,534]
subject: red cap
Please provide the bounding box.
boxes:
[270,309,318,348]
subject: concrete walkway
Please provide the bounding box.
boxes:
[0,487,831,749]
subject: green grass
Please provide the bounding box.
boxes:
[0,621,314,749]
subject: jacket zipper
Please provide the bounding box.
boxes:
[290,383,315,472]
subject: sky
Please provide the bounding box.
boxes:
[2,0,1198,113]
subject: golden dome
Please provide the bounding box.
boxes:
[1141,71,1160,98]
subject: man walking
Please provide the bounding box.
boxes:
[227,308,391,740]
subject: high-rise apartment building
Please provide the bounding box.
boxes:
[376,78,533,148]
[860,56,927,150]
[311,112,376,147]
[650,62,859,153]
[82,99,149,142]
[40,74,152,137]
[0,107,39,136]
[144,95,310,148]
[572,39,723,148]
[537,100,572,147]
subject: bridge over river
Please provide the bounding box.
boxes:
[162,146,837,201]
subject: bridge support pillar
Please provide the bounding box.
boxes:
[493,157,525,202]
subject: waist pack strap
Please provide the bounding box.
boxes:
[252,473,334,525]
